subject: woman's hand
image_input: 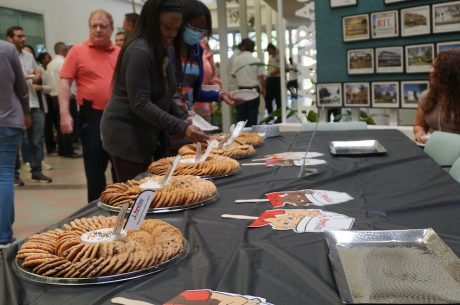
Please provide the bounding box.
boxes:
[414,130,428,144]
[219,91,244,106]
[185,125,209,143]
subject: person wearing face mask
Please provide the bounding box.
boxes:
[101,0,209,183]
[175,0,239,109]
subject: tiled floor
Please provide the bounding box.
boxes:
[13,154,111,241]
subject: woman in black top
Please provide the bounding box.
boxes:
[101,0,209,182]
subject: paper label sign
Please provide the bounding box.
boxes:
[265,189,353,208]
[124,190,155,231]
[226,120,247,145]
[163,289,274,305]
[247,209,354,233]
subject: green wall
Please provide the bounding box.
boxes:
[315,0,460,83]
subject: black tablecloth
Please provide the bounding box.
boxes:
[2,129,460,305]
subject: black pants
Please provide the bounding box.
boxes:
[265,76,281,122]
[79,100,109,203]
[51,96,75,156]
[236,86,260,127]
[44,94,57,154]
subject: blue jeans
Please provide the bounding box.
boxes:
[0,127,22,244]
[26,108,45,176]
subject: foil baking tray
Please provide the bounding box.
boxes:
[329,140,386,155]
[324,229,460,304]
[98,193,218,214]
[13,242,189,286]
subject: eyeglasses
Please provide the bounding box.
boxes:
[90,23,111,30]
[186,23,207,34]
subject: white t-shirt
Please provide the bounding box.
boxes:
[19,51,40,108]
[47,54,65,97]
[231,51,265,87]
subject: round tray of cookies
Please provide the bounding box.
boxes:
[98,175,218,213]
[14,217,188,285]
[214,132,264,147]
[178,142,256,160]
[148,154,240,179]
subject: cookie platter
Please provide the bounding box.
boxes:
[98,175,218,213]
[14,216,188,285]
[98,193,217,214]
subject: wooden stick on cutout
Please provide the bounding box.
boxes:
[221,214,258,220]
[234,199,269,203]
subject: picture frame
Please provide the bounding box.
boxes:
[375,46,404,73]
[401,80,429,108]
[401,5,431,37]
[405,43,434,73]
[437,41,460,54]
[432,1,460,33]
[385,0,411,3]
[343,14,370,42]
[343,82,370,107]
[347,48,374,74]
[371,81,400,108]
[316,83,343,107]
[371,10,399,39]
[331,0,357,8]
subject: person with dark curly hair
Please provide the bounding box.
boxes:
[413,49,460,144]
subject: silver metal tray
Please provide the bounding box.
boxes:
[98,193,218,214]
[13,242,189,286]
[329,140,386,155]
[324,229,460,304]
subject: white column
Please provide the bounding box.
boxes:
[239,0,248,38]
[255,0,263,60]
[217,0,231,131]
[276,0,287,123]
[266,5,273,42]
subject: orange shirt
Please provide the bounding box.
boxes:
[60,40,120,110]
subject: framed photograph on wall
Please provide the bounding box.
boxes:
[401,80,429,108]
[371,10,399,38]
[316,83,343,107]
[433,1,460,33]
[385,0,411,3]
[401,5,431,37]
[376,46,404,73]
[331,0,357,8]
[437,41,460,54]
[344,82,370,107]
[405,44,434,73]
[343,14,370,41]
[347,48,374,74]
[371,81,400,108]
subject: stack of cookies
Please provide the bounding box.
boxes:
[148,154,240,177]
[179,142,255,159]
[234,132,264,146]
[16,217,185,278]
[100,175,217,209]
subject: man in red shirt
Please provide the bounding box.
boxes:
[59,9,120,202]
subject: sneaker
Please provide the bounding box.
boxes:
[23,162,31,170]
[31,173,52,183]
[42,161,53,170]
[14,177,25,186]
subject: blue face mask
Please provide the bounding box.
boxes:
[183,26,204,46]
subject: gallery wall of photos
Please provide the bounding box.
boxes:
[315,0,460,109]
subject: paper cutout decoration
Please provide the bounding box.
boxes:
[164,289,273,305]
[248,209,354,233]
[261,152,325,167]
[265,189,353,208]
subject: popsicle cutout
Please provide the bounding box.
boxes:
[163,289,273,305]
[246,209,355,233]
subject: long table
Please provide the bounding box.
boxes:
[2,129,460,305]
